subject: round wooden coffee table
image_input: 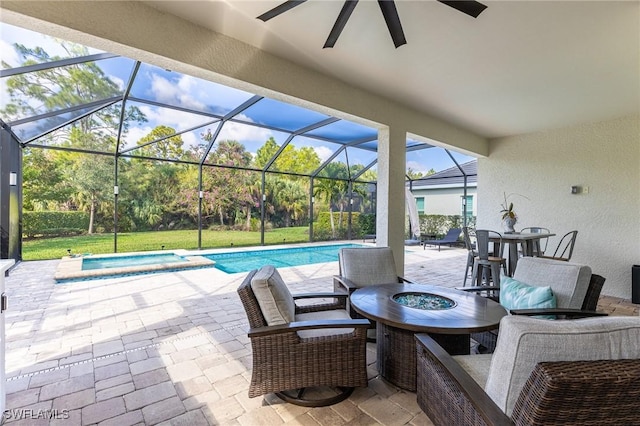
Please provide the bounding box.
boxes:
[350,283,506,391]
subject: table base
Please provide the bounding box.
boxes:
[377,323,471,392]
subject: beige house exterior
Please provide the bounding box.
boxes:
[409,160,477,218]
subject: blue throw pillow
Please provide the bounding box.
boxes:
[500,277,557,319]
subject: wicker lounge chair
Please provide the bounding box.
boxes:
[333,246,414,297]
[416,315,640,426]
[422,228,462,251]
[461,257,606,352]
[238,266,370,406]
[333,247,414,339]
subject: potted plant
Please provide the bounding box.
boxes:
[500,192,527,233]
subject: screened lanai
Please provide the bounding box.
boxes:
[0,24,473,261]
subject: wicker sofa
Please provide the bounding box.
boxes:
[416,315,640,425]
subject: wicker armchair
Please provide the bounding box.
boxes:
[461,257,607,352]
[416,315,640,426]
[238,266,370,407]
[333,247,415,341]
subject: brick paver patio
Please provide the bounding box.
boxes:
[3,244,637,425]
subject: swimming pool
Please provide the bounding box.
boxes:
[203,243,365,274]
[55,251,215,282]
[82,253,188,270]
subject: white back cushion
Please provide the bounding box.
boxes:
[250,265,295,325]
[485,315,640,416]
[512,257,591,309]
[339,247,399,286]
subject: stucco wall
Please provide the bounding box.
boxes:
[478,115,640,298]
[411,187,478,216]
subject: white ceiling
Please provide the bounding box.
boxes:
[146,1,639,139]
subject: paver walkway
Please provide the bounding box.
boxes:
[3,244,637,425]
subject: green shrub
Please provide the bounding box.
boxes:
[419,214,476,238]
[23,211,89,238]
[313,211,361,240]
[358,213,376,236]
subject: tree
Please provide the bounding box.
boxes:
[406,168,424,180]
[1,41,145,146]
[254,137,321,173]
[22,148,70,210]
[201,140,253,226]
[2,38,147,234]
[65,131,114,234]
[313,163,350,239]
[272,177,306,227]
[135,125,185,161]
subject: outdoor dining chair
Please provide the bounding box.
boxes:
[539,230,578,261]
[519,226,551,256]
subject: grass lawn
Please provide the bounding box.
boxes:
[22,227,313,261]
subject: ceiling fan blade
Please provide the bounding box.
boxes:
[437,0,487,18]
[377,0,407,48]
[257,0,308,22]
[324,0,359,48]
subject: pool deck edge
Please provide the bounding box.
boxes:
[54,253,215,281]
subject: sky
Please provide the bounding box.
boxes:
[1,22,475,174]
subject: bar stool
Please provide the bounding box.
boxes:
[471,229,507,287]
[462,227,477,287]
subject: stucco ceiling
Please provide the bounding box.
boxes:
[142,1,640,139]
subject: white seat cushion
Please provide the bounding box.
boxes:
[512,257,591,309]
[339,247,399,286]
[453,354,493,388]
[250,265,295,326]
[485,315,640,416]
[295,309,353,338]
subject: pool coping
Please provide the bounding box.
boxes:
[54,249,215,281]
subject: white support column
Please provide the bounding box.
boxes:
[376,125,407,275]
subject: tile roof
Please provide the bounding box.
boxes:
[408,160,477,188]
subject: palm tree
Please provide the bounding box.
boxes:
[274,178,306,227]
[314,178,341,238]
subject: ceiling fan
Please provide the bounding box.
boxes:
[257,0,488,48]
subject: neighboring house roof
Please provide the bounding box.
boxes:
[408,160,477,189]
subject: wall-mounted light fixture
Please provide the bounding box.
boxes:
[9,172,17,186]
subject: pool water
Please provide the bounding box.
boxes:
[82,253,188,270]
[204,243,365,274]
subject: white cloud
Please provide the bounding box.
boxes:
[0,39,20,67]
[138,105,212,130]
[149,74,207,112]
[109,75,125,91]
[122,125,154,149]
[406,160,433,174]
[314,146,333,162]
[219,121,271,143]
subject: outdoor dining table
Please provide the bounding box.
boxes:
[491,232,555,276]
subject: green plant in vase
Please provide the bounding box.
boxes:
[500,192,528,233]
